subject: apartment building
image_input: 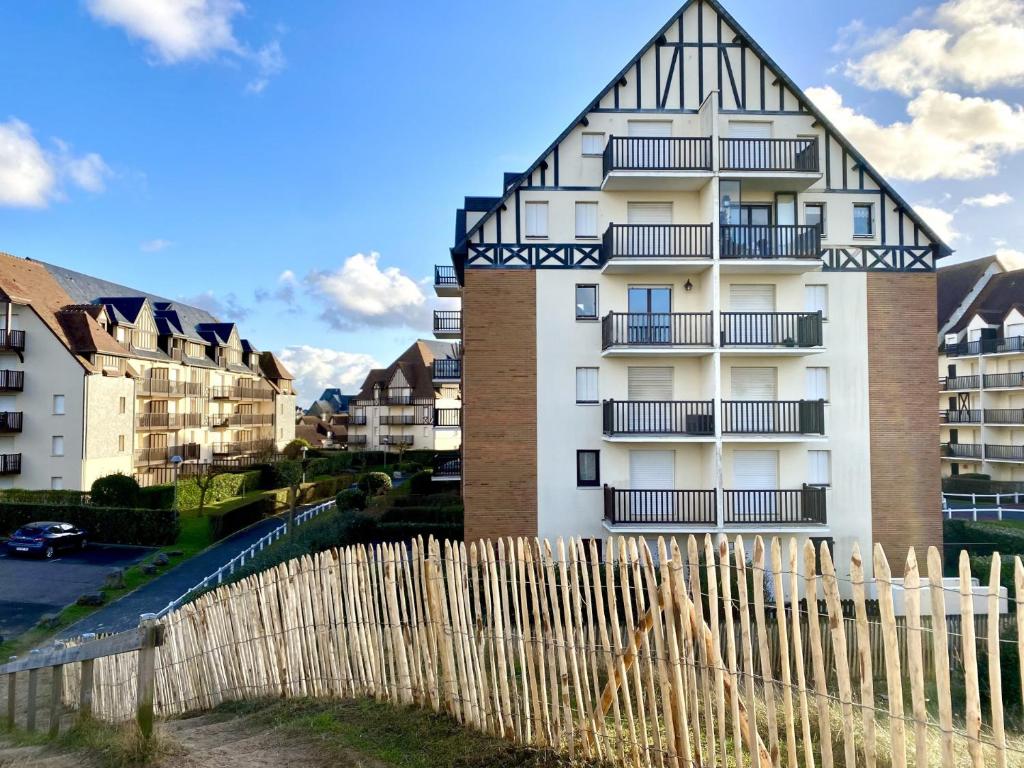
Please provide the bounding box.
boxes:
[436,0,948,571]
[939,256,1024,480]
[0,252,296,490]
[348,340,461,455]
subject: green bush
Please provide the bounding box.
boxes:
[379,505,462,524]
[408,470,434,495]
[177,470,261,509]
[0,502,178,546]
[207,494,275,541]
[336,488,367,511]
[0,488,89,505]
[358,472,392,496]
[282,438,312,460]
[307,453,354,477]
[90,473,141,508]
[138,484,176,510]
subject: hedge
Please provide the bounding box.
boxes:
[0,502,178,546]
[138,484,176,510]
[207,494,275,542]
[0,489,89,505]
[379,505,463,524]
[358,472,392,495]
[390,493,461,509]
[177,470,262,509]
[265,475,354,510]
[944,519,1024,553]
[306,453,354,477]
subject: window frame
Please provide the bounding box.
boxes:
[581,132,605,156]
[575,284,599,321]
[52,394,65,416]
[808,449,832,487]
[805,202,826,237]
[575,367,599,405]
[524,201,549,239]
[576,449,601,488]
[575,201,599,239]
[804,284,829,321]
[805,367,830,403]
[853,203,874,238]
[51,435,65,457]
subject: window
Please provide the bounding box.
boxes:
[52,394,65,415]
[806,367,830,401]
[808,450,831,486]
[119,396,126,415]
[577,450,600,487]
[118,434,126,452]
[50,477,64,491]
[525,201,549,238]
[853,204,874,237]
[805,203,825,237]
[51,435,64,457]
[576,367,599,404]
[581,132,605,156]
[575,284,598,320]
[805,284,829,320]
[575,202,599,238]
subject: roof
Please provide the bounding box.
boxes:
[354,340,458,401]
[55,309,130,357]
[452,0,951,262]
[950,268,1024,333]
[938,257,998,329]
[259,351,294,381]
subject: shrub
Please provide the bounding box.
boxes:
[408,470,434,496]
[379,505,462,524]
[0,502,178,546]
[358,472,392,496]
[336,488,367,511]
[0,488,89,505]
[391,493,461,509]
[90,473,141,508]
[282,438,312,460]
[138,484,176,510]
[177,470,261,509]
[306,453,354,477]
[207,494,275,541]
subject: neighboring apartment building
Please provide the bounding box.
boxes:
[0,253,297,490]
[437,0,948,572]
[348,340,461,454]
[938,256,1024,480]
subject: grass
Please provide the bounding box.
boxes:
[203,697,608,768]
[0,717,173,768]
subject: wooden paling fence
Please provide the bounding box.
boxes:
[4,535,1024,768]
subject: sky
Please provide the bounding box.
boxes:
[2,0,1024,404]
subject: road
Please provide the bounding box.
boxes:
[0,545,150,639]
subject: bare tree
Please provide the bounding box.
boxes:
[194,464,218,514]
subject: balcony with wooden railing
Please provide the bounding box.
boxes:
[602,400,714,438]
[134,443,200,466]
[942,442,982,460]
[721,400,825,435]
[207,413,274,429]
[601,224,713,264]
[941,409,982,424]
[0,329,26,357]
[720,312,823,349]
[136,412,205,430]
[211,439,274,456]
[0,370,25,392]
[138,379,206,398]
[0,453,21,475]
[939,375,981,391]
[433,311,461,339]
[601,312,713,352]
[0,411,23,433]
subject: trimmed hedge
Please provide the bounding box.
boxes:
[943,476,1024,494]
[90,474,141,507]
[0,488,89,505]
[390,493,461,509]
[379,505,462,524]
[358,472,392,495]
[265,475,353,510]
[0,502,178,546]
[178,470,262,509]
[139,484,176,510]
[307,453,354,477]
[207,494,275,542]
[408,471,434,496]
[336,488,367,511]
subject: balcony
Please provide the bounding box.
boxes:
[237,385,274,402]
[602,400,714,439]
[985,445,1024,462]
[0,370,24,392]
[138,379,206,398]
[719,137,821,189]
[720,312,823,352]
[381,415,415,426]
[943,442,982,460]
[719,225,822,272]
[433,358,461,382]
[940,375,981,391]
[434,310,461,340]
[601,312,713,355]
[434,265,460,297]
[983,372,1024,389]
[985,409,1024,425]
[434,408,462,428]
[211,439,274,456]
[210,386,242,401]
[348,435,368,446]
[433,452,461,481]
[381,435,414,447]
[946,336,1024,357]
[0,412,23,433]
[942,409,981,424]
[134,443,200,466]
[0,329,25,359]
[601,136,713,191]
[722,487,827,525]
[208,413,274,428]
[721,400,825,437]
[136,412,205,430]
[0,453,21,475]
[349,415,368,426]
[601,224,713,273]
[603,487,717,526]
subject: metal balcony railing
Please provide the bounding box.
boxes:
[0,329,26,355]
[983,372,1024,389]
[602,400,714,436]
[433,311,461,336]
[433,358,461,380]
[721,400,825,435]
[941,409,982,424]
[985,444,1024,462]
[434,265,458,287]
[603,486,717,526]
[602,136,712,174]
[434,408,462,428]
[0,370,23,392]
[720,312,823,347]
[602,312,713,349]
[943,443,982,459]
[0,453,21,475]
[719,137,819,172]
[602,224,713,259]
[0,411,23,433]
[720,224,821,259]
[939,375,981,391]
[722,487,827,525]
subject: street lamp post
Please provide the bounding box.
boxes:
[170,455,183,511]
[301,445,308,484]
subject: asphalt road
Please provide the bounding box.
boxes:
[0,545,150,640]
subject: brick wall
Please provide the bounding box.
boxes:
[866,272,943,573]
[462,269,538,542]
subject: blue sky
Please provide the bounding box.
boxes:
[2,0,1023,403]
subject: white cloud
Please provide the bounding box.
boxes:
[845,0,1024,94]
[0,119,111,208]
[245,40,285,94]
[962,192,1014,208]
[140,238,173,252]
[305,252,431,331]
[277,345,380,405]
[254,269,300,312]
[912,204,960,243]
[806,86,1024,180]
[178,289,250,322]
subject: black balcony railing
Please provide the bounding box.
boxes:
[381,435,414,446]
[602,224,713,260]
[348,435,368,445]
[138,379,207,398]
[603,486,717,526]
[602,400,714,436]
[940,375,981,390]
[985,444,1024,462]
[0,370,25,392]
[719,137,819,172]
[985,409,1024,425]
[722,487,827,525]
[942,409,982,424]
[721,400,825,434]
[433,453,462,479]
[434,408,462,428]
[136,412,205,430]
[947,336,1024,357]
[349,415,368,426]
[945,340,980,357]
[0,329,25,355]
[943,443,982,459]
[602,136,712,174]
[381,415,415,426]
[0,411,23,433]
[434,311,461,335]
[720,225,821,259]
[983,372,1024,389]
[434,265,458,287]
[0,453,21,475]
[433,358,461,379]
[720,312,823,348]
[602,312,713,349]
[134,443,201,465]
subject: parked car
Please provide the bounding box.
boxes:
[5,521,87,559]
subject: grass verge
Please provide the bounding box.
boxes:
[0,717,173,768]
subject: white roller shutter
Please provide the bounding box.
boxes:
[729,284,776,312]
[728,121,772,138]
[627,202,672,225]
[731,367,777,400]
[628,120,672,138]
[630,451,675,489]
[733,450,778,489]
[628,367,674,400]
